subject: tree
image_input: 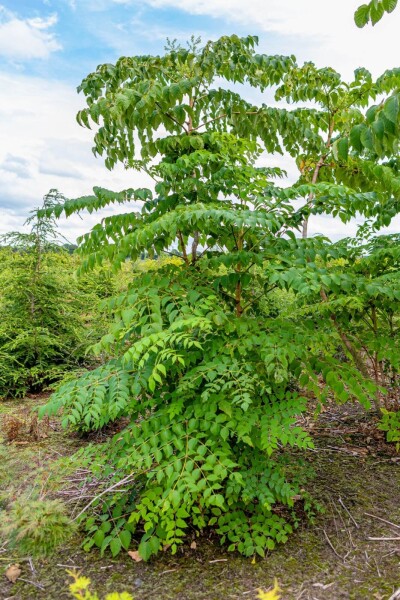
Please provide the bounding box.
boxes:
[41,37,379,559]
[0,191,108,398]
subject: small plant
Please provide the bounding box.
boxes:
[2,498,76,556]
[67,571,280,600]
[68,571,134,600]
[378,409,400,451]
[1,415,24,442]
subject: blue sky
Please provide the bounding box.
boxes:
[0,0,399,242]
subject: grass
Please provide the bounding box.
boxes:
[0,396,399,600]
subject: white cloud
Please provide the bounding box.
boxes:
[1,154,32,179]
[0,72,151,242]
[1,0,399,242]
[145,0,400,78]
[0,6,61,60]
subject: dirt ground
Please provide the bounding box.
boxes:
[0,396,399,600]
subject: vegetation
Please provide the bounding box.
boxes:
[32,34,400,562]
[69,571,134,600]
[3,498,76,557]
[0,191,128,399]
[355,0,398,27]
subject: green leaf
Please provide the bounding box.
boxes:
[370,1,385,24]
[93,529,105,548]
[350,124,364,152]
[110,537,122,557]
[354,4,370,26]
[337,137,349,161]
[120,529,132,550]
[384,95,399,123]
[382,0,397,12]
[138,539,153,561]
[360,126,374,150]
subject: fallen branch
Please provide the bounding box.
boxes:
[364,512,400,530]
[367,537,400,541]
[339,497,359,529]
[19,577,45,590]
[323,529,344,560]
[73,473,136,521]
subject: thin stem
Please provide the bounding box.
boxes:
[302,116,335,238]
[177,231,189,265]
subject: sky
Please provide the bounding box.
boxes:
[0,0,399,243]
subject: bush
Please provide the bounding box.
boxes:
[2,498,76,556]
[40,37,378,560]
[0,192,118,399]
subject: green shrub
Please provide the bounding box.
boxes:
[2,498,76,556]
[40,36,383,561]
[0,193,116,399]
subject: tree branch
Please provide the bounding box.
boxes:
[177,231,189,265]
[155,101,187,132]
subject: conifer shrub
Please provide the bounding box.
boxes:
[2,498,76,556]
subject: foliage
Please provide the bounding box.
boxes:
[2,498,76,556]
[38,35,397,560]
[355,0,398,27]
[0,192,115,398]
[269,59,400,237]
[378,409,400,450]
[277,234,400,410]
[68,571,133,600]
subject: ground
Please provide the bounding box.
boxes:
[0,397,399,600]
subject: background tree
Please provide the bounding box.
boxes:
[0,191,111,398]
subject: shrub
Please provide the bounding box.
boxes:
[0,192,116,399]
[2,498,76,556]
[40,36,381,561]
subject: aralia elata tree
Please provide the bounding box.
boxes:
[41,36,397,559]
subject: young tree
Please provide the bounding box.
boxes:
[0,192,108,398]
[42,37,379,559]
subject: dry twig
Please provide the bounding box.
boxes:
[364,512,400,530]
[338,497,359,528]
[323,529,344,560]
